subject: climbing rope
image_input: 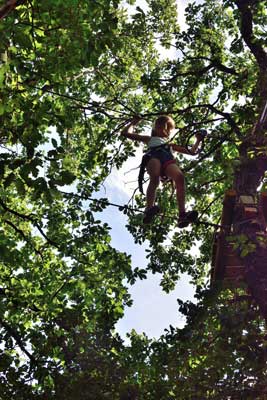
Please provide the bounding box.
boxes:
[82,195,228,230]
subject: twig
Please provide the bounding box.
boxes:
[4,219,43,259]
[0,317,36,364]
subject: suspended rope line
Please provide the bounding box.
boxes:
[86,197,143,213]
[62,192,227,228]
[82,196,228,229]
[195,220,228,230]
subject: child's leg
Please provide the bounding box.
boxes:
[146,158,161,208]
[164,163,198,227]
[164,163,185,214]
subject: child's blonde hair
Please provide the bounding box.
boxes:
[152,115,175,136]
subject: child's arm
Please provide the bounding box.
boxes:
[170,130,207,155]
[170,139,201,155]
[120,117,150,144]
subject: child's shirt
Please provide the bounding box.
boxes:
[147,137,167,148]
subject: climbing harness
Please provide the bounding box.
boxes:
[138,129,208,194]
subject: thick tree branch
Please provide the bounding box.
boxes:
[159,61,237,82]
[159,103,241,137]
[235,0,267,135]
[235,0,267,69]
[184,133,233,173]
[0,0,26,20]
[205,104,242,137]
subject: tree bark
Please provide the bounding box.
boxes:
[0,0,26,20]
[229,1,267,318]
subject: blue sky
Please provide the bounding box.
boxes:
[98,179,196,340]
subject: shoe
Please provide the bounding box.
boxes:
[178,210,198,228]
[143,205,160,224]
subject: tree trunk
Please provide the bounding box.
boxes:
[233,140,267,318]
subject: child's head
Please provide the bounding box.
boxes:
[152,115,175,137]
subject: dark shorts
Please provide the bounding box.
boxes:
[148,147,176,177]
[150,149,176,175]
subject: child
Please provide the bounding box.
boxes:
[121,115,205,228]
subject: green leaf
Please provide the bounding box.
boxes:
[0,102,5,115]
[60,170,76,184]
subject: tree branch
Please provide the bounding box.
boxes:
[4,219,43,259]
[0,0,26,20]
[159,61,237,83]
[235,0,267,69]
[235,0,267,135]
[0,199,58,248]
[0,317,36,364]
[157,103,241,137]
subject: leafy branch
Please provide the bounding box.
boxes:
[0,0,27,20]
[0,317,36,364]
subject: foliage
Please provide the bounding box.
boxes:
[0,0,267,398]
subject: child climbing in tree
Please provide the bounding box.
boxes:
[121,115,206,228]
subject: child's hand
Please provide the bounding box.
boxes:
[120,116,143,138]
[195,129,207,141]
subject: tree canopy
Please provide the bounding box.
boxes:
[1,0,267,398]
